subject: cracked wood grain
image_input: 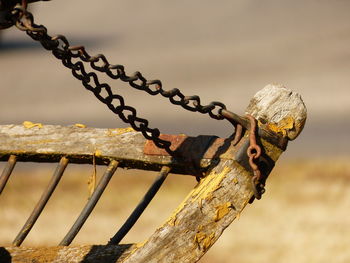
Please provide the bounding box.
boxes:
[1,84,306,263]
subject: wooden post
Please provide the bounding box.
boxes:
[0,84,306,263]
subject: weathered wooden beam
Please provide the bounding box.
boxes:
[0,124,227,175]
[1,84,306,263]
[121,84,306,263]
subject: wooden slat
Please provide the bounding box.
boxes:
[0,125,225,175]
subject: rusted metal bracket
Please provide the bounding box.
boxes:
[144,134,239,176]
[144,134,225,159]
[220,109,289,151]
[143,111,286,202]
[143,120,286,185]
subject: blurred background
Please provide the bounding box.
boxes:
[0,1,349,262]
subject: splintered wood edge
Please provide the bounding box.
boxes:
[246,84,307,140]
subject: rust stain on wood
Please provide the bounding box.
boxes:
[144,134,227,159]
[143,134,187,155]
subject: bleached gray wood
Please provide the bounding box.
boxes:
[0,125,214,175]
[245,84,307,140]
[1,84,306,263]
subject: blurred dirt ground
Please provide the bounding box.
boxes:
[0,158,349,263]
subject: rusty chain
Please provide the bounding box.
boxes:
[2,2,265,198]
[7,3,247,154]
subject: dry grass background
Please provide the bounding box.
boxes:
[0,158,349,263]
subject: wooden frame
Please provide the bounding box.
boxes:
[0,84,306,263]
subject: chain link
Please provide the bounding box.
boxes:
[8,3,266,198]
[10,5,243,154]
[246,114,265,200]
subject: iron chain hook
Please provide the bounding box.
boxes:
[246,114,265,200]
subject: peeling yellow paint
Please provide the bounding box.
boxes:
[214,202,232,222]
[74,123,86,128]
[267,116,294,137]
[194,232,205,243]
[124,241,146,260]
[194,231,215,252]
[107,127,134,136]
[232,177,238,184]
[260,139,283,162]
[167,165,232,227]
[136,240,146,249]
[23,121,43,129]
[194,166,231,202]
[168,216,178,226]
[167,189,195,226]
[203,233,215,251]
[94,150,102,157]
[23,139,55,145]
